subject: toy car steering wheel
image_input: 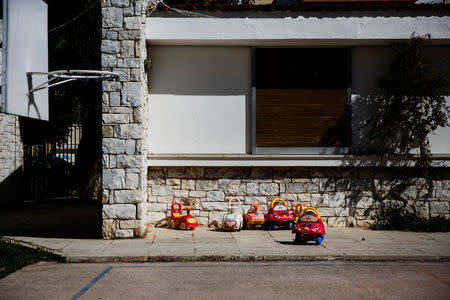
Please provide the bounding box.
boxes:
[270,198,288,208]
[293,203,308,216]
[299,206,321,219]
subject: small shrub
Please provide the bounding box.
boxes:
[371,202,450,232]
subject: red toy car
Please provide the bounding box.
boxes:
[244,204,266,230]
[292,206,326,245]
[169,202,198,230]
[265,198,295,230]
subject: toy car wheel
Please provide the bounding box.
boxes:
[269,223,276,230]
[294,233,304,244]
[169,220,176,229]
[180,222,187,230]
[316,236,323,245]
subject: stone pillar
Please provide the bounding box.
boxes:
[101,0,149,238]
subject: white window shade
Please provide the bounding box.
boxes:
[148,46,251,154]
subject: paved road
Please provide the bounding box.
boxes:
[1,262,449,299]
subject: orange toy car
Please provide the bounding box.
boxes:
[244,204,266,229]
[169,202,198,230]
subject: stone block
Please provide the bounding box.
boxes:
[151,185,171,196]
[102,138,126,154]
[122,82,142,107]
[244,196,267,205]
[181,179,196,190]
[259,183,279,195]
[189,191,206,197]
[101,40,120,53]
[115,123,142,139]
[285,182,305,193]
[166,178,181,186]
[328,192,346,208]
[327,217,347,228]
[168,168,186,178]
[279,193,297,201]
[102,204,136,219]
[201,202,228,211]
[125,172,139,189]
[430,201,449,215]
[102,125,114,138]
[246,182,259,195]
[102,113,130,124]
[225,184,246,196]
[120,40,135,56]
[103,169,125,189]
[102,7,123,28]
[124,16,141,29]
[102,219,117,239]
[116,229,134,238]
[119,219,141,229]
[317,178,335,192]
[355,196,373,209]
[196,180,218,191]
[109,92,121,106]
[436,189,450,200]
[116,154,142,168]
[207,191,225,202]
[148,212,167,224]
[147,203,167,212]
[111,0,129,8]
[297,193,311,203]
[311,194,329,207]
[157,196,174,203]
[305,182,319,192]
[101,54,117,67]
[112,190,143,203]
[186,167,205,179]
[173,190,189,197]
[125,139,135,154]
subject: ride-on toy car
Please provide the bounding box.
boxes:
[292,202,309,223]
[169,202,198,230]
[244,204,266,229]
[265,198,295,230]
[292,206,326,245]
[222,198,243,231]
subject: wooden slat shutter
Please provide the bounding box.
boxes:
[256,89,347,148]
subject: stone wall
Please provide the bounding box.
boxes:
[147,167,450,228]
[101,0,150,238]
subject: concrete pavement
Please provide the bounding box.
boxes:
[4,228,450,262]
[1,262,450,299]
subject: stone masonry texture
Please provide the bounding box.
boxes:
[147,167,450,228]
[101,0,150,238]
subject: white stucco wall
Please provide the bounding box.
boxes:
[146,16,450,46]
[351,46,450,154]
[148,46,251,154]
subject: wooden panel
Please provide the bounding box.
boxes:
[256,89,347,148]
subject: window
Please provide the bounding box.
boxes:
[254,48,349,154]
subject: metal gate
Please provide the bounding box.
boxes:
[23,124,82,200]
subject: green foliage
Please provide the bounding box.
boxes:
[0,239,58,279]
[371,202,450,232]
[368,34,449,164]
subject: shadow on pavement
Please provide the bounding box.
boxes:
[0,198,102,239]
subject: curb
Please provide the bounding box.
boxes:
[63,255,450,263]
